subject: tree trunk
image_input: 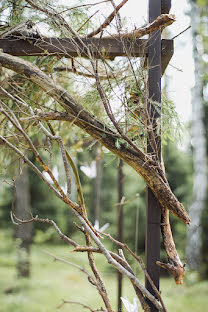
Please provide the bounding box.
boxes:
[92,149,103,223]
[15,167,33,277]
[117,159,124,312]
[186,0,207,270]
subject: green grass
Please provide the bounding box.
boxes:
[0,230,207,312]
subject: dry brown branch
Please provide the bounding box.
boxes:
[73,210,164,311]
[38,124,71,196]
[157,158,186,284]
[43,250,96,285]
[54,66,114,79]
[0,107,98,237]
[109,0,122,30]
[157,207,185,284]
[0,51,190,225]
[11,213,78,247]
[171,25,191,40]
[77,10,100,33]
[106,14,175,39]
[97,232,166,310]
[1,105,163,311]
[72,244,166,311]
[57,299,106,311]
[118,249,151,312]
[87,0,128,37]
[85,234,113,312]
[25,0,84,39]
[73,245,136,271]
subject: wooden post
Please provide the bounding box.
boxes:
[145,0,161,310]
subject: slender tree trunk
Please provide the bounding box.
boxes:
[95,156,103,222]
[92,147,103,223]
[15,167,33,277]
[117,159,124,312]
[186,0,207,270]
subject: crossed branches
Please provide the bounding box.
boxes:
[0,0,189,310]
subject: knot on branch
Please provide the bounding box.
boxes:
[156,261,185,284]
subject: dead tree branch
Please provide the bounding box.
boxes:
[87,0,128,37]
[0,51,190,225]
[111,14,175,39]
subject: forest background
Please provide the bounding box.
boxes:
[0,0,208,311]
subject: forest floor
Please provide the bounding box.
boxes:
[0,230,207,312]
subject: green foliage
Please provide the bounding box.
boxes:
[197,0,208,6]
[161,96,183,146]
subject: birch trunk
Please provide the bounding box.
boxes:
[186,0,207,270]
[16,167,33,277]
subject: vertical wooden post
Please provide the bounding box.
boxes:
[145,0,161,310]
[117,159,123,312]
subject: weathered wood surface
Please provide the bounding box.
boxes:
[0,37,173,74]
[145,1,162,311]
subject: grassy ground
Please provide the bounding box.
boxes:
[0,230,207,312]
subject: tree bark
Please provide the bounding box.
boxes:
[186,0,207,270]
[117,159,124,312]
[15,167,33,277]
[92,148,103,223]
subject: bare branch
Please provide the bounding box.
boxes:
[98,232,166,310]
[54,66,114,79]
[87,0,128,38]
[43,250,96,283]
[57,299,105,311]
[158,207,185,284]
[171,25,191,40]
[73,210,164,311]
[11,213,78,247]
[0,51,190,224]
[110,14,175,39]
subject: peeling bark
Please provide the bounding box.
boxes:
[157,207,185,284]
[0,51,190,225]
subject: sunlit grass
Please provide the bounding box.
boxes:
[0,230,207,312]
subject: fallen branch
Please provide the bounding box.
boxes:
[0,51,190,225]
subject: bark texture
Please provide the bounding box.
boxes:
[186,0,207,270]
[157,208,185,284]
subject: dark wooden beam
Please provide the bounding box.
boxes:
[145,0,162,311]
[0,37,172,61]
[161,38,173,74]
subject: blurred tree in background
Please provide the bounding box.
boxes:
[197,0,208,279]
[186,0,208,278]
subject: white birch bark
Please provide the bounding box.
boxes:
[186,0,207,270]
[16,166,33,277]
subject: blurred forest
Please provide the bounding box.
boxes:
[0,0,208,311]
